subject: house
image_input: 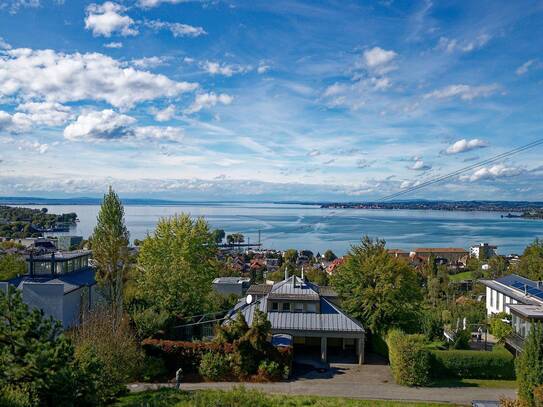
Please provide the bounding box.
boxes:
[212,276,251,297]
[387,249,409,259]
[227,272,365,364]
[57,235,83,251]
[0,250,98,329]
[411,248,469,267]
[470,243,498,260]
[480,274,543,352]
[325,257,345,275]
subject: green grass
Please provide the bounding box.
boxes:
[448,271,474,282]
[113,387,448,407]
[431,378,517,389]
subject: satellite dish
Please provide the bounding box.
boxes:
[246,294,253,305]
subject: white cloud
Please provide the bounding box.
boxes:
[516,59,537,76]
[307,149,320,157]
[131,56,168,69]
[257,63,270,74]
[18,140,49,154]
[461,164,524,182]
[137,0,190,8]
[202,61,252,76]
[185,92,233,113]
[424,84,500,101]
[85,2,138,37]
[64,109,136,141]
[408,158,431,171]
[3,0,40,14]
[64,109,184,142]
[362,47,397,74]
[0,102,71,132]
[0,48,198,109]
[445,138,488,154]
[151,104,176,121]
[436,34,491,53]
[144,19,206,37]
[103,41,123,48]
[0,37,11,50]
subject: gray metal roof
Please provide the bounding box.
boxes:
[213,277,251,285]
[480,278,543,306]
[235,297,364,333]
[246,284,272,296]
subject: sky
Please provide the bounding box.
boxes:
[0,0,542,201]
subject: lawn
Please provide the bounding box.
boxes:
[448,271,474,282]
[113,387,449,407]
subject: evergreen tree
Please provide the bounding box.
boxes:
[516,322,543,406]
[91,186,129,325]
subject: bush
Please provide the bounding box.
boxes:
[449,329,470,350]
[490,312,513,344]
[258,360,282,380]
[198,352,230,381]
[369,333,389,358]
[140,356,168,382]
[130,307,169,339]
[420,310,443,341]
[0,384,38,407]
[387,330,431,386]
[431,345,515,379]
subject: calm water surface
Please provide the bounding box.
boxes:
[21,203,543,255]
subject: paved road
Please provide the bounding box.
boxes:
[130,362,517,405]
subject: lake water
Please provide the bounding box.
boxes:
[20,203,543,256]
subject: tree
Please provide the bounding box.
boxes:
[330,236,422,334]
[486,256,508,279]
[0,254,26,281]
[517,239,543,281]
[136,214,220,322]
[283,249,298,265]
[91,187,129,325]
[516,322,543,406]
[489,312,512,344]
[305,267,328,286]
[323,249,337,262]
[211,229,226,244]
[0,287,106,406]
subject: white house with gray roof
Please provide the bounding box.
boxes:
[227,274,365,364]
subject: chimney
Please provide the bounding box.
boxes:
[301,265,305,281]
[284,266,289,281]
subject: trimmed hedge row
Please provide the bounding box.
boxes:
[387,330,431,386]
[430,345,515,380]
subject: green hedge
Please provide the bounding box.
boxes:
[387,330,431,386]
[430,345,515,380]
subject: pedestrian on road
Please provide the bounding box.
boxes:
[175,368,183,390]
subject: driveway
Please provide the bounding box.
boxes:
[130,355,517,405]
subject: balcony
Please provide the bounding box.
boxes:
[506,332,525,352]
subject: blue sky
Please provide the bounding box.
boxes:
[0,0,542,201]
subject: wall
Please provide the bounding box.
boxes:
[62,288,82,328]
[22,282,64,322]
[486,286,518,315]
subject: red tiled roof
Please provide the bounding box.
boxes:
[414,248,468,253]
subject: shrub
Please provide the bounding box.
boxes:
[431,345,515,380]
[420,310,443,341]
[516,322,543,406]
[0,384,38,407]
[449,329,470,350]
[140,356,168,382]
[369,333,389,358]
[130,307,169,339]
[198,352,230,381]
[258,360,282,380]
[534,385,543,407]
[387,330,431,386]
[490,312,513,344]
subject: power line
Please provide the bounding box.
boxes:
[379,137,543,201]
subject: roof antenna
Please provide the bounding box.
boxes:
[284,265,289,281]
[301,265,304,281]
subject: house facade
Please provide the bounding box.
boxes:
[230,274,365,364]
[480,274,543,352]
[0,250,99,329]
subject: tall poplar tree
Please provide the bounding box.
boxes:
[516,322,543,405]
[92,187,129,325]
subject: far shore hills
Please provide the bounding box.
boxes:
[1,196,543,219]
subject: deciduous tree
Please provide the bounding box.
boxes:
[516,322,543,405]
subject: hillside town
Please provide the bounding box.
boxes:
[2,192,543,406]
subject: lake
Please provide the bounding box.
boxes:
[20,203,543,256]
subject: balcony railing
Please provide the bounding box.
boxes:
[506,332,525,352]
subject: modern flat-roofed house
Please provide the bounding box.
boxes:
[470,243,498,260]
[480,274,543,352]
[227,274,365,364]
[0,250,98,329]
[212,276,251,297]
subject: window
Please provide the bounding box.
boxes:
[282,303,290,312]
[306,303,317,313]
[271,302,278,311]
[294,303,303,312]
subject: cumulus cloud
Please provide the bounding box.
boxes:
[131,56,168,69]
[144,19,206,37]
[151,104,176,121]
[362,46,397,74]
[424,84,500,101]
[461,164,524,182]
[137,0,189,8]
[257,63,270,74]
[436,34,490,53]
[0,48,198,109]
[85,2,138,37]
[202,61,252,76]
[408,157,431,171]
[64,109,184,142]
[0,102,71,132]
[445,138,488,154]
[185,92,233,114]
[0,37,11,50]
[516,59,537,76]
[103,41,123,48]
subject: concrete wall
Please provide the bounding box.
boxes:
[22,282,64,322]
[486,286,518,315]
[62,289,82,329]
